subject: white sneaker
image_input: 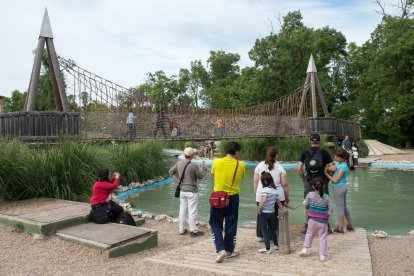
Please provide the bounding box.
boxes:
[274,245,279,251]
[256,237,264,242]
[299,247,308,256]
[226,250,240,258]
[320,255,328,262]
[258,247,272,254]
[216,250,227,263]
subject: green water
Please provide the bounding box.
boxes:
[128,167,414,235]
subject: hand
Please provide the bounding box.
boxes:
[284,198,290,206]
[113,172,120,178]
[257,207,262,214]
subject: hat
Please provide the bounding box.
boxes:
[310,133,320,142]
[183,147,195,157]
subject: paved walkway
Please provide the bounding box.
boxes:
[148,227,372,275]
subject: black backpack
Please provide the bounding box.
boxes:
[304,148,324,178]
[116,211,137,226]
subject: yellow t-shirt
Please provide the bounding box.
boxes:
[211,157,245,195]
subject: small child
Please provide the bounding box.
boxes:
[299,177,333,262]
[257,172,284,254]
[325,148,354,233]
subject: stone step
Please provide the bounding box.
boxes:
[57,222,157,258]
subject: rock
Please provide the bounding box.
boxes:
[371,230,389,238]
[154,214,168,221]
[131,211,142,217]
[407,230,414,235]
[32,234,45,240]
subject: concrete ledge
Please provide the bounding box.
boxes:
[57,223,158,257]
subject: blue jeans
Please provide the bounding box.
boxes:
[209,194,239,253]
[259,212,277,250]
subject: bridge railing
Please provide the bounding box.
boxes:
[0,112,80,140]
[307,117,361,139]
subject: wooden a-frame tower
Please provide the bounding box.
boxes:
[24,8,69,112]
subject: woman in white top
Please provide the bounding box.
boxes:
[253,147,289,242]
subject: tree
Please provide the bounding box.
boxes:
[3,90,27,112]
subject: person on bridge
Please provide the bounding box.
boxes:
[297,133,334,234]
[210,141,245,263]
[253,147,289,244]
[169,147,205,237]
[153,108,169,139]
[125,109,136,140]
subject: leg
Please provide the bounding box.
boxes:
[256,202,263,238]
[259,213,271,250]
[343,187,353,227]
[179,192,189,234]
[333,186,346,230]
[209,206,226,253]
[187,192,199,233]
[268,212,277,246]
[318,222,328,257]
[303,219,316,249]
[223,195,239,253]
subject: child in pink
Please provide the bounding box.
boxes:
[299,177,333,262]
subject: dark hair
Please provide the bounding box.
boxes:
[97,168,110,182]
[225,141,242,155]
[310,177,324,197]
[129,108,133,112]
[261,172,276,189]
[336,148,349,160]
[265,147,278,170]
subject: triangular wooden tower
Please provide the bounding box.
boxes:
[297,54,329,118]
[24,8,69,112]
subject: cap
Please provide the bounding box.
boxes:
[310,133,320,142]
[183,147,195,157]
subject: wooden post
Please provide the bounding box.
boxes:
[278,208,290,254]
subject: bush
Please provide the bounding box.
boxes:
[0,140,168,203]
[356,139,369,158]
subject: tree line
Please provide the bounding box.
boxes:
[3,3,413,148]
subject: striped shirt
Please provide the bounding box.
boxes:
[303,192,333,224]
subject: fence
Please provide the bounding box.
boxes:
[0,112,80,140]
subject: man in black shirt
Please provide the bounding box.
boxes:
[297,133,333,233]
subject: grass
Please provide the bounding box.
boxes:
[0,139,168,203]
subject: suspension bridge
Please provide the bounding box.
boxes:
[0,9,360,141]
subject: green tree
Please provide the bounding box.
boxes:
[3,90,27,112]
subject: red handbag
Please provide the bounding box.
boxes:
[209,161,239,208]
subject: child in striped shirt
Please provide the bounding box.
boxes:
[299,176,333,262]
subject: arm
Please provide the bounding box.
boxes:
[325,169,344,183]
[297,161,305,182]
[194,163,205,179]
[303,193,310,207]
[97,176,120,191]
[253,172,260,195]
[169,164,180,183]
[258,195,267,214]
[281,174,289,205]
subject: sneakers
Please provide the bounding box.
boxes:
[216,250,227,263]
[299,247,308,256]
[256,237,264,242]
[320,255,328,262]
[179,229,188,235]
[190,231,205,238]
[274,245,279,251]
[258,247,272,254]
[346,225,355,231]
[226,250,240,259]
[301,223,308,234]
[332,227,345,234]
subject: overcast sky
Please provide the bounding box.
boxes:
[0,0,399,97]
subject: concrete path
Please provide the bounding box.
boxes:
[148,227,372,275]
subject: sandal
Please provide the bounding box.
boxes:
[332,227,344,234]
[346,225,355,231]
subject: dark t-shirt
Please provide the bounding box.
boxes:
[299,147,333,179]
[342,139,351,150]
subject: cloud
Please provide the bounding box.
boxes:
[0,0,393,98]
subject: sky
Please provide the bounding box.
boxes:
[0,0,400,98]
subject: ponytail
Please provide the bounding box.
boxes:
[310,177,325,197]
[265,147,278,171]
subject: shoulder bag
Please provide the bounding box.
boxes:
[174,161,191,198]
[209,161,239,208]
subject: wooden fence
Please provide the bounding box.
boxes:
[0,112,80,140]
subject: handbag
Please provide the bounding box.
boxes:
[209,161,239,208]
[174,161,191,198]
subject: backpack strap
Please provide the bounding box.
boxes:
[228,161,239,195]
[178,161,191,187]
